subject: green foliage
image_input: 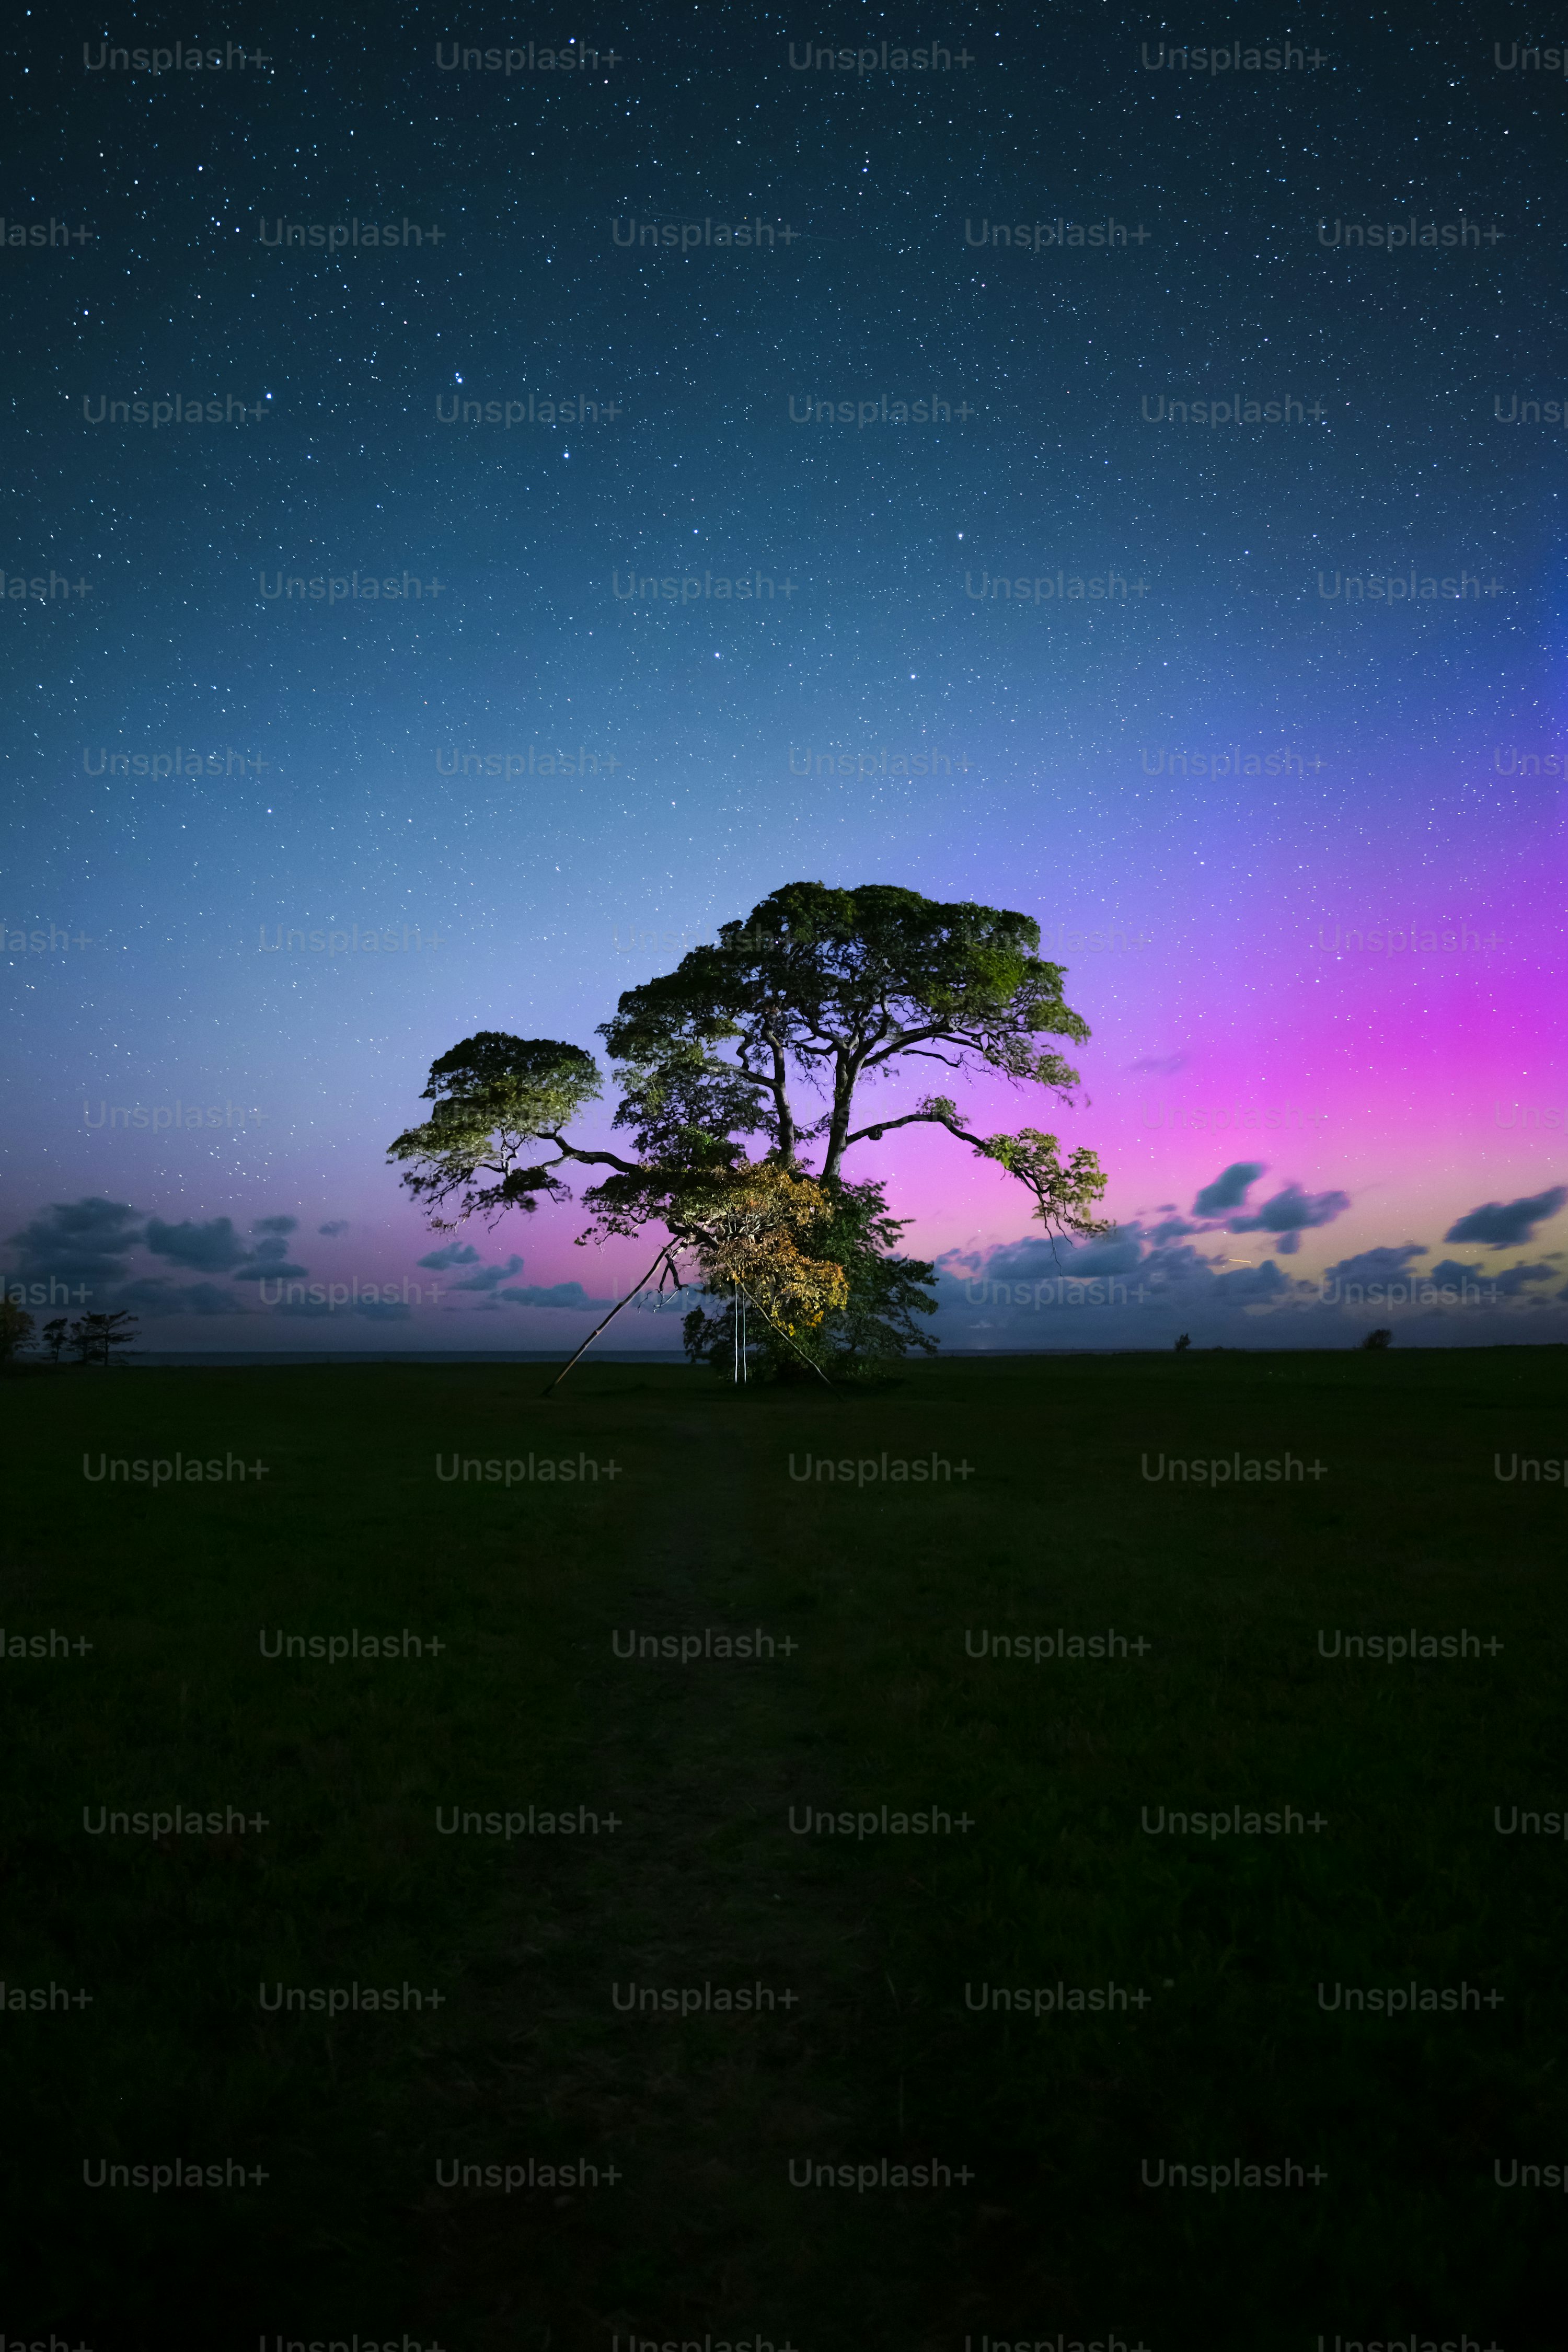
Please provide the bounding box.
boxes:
[600,881,1097,1184]
[387,1032,603,1227]
[0,1299,36,1362]
[683,1179,937,1380]
[969,1124,1112,1245]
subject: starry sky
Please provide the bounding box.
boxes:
[4,4,1565,1352]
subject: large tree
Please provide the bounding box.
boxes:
[393,884,1106,1218]
[388,883,1111,1365]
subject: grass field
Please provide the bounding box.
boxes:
[2,1347,1563,2349]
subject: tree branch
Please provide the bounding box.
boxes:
[544,1134,651,1179]
[842,1104,971,1150]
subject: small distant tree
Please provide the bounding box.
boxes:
[97,1309,137,1366]
[66,1317,95,1365]
[1360,1327,1393,1352]
[0,1301,36,1363]
[74,1310,138,1368]
[1174,1332,1191,1352]
[40,1317,69,1364]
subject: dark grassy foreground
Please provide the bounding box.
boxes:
[1,1347,1563,2350]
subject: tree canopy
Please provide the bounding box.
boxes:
[388,882,1111,1251]
[602,881,1095,1183]
[387,1033,603,1228]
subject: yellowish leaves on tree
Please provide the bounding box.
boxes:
[679,1162,849,1329]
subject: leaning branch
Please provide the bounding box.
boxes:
[540,1241,682,1396]
[542,1134,649,1179]
[841,1107,971,1150]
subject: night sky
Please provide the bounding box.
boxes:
[5,5,1565,1352]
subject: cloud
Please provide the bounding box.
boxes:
[1324,1253,1554,1306]
[1128,1053,1188,1075]
[1193,1162,1266,1216]
[1229,1182,1351,1254]
[937,1225,1301,1335]
[1426,1259,1485,1290]
[935,1210,1568,1351]
[1322,1244,1428,1289]
[929,1193,1568,1351]
[231,1236,309,1282]
[114,1277,250,1318]
[1485,1261,1558,1298]
[1443,1186,1568,1248]
[445,1254,525,1295]
[318,1219,350,1237]
[1206,1255,1294,1305]
[225,1215,310,1281]
[437,1253,614,1311]
[1148,1218,1200,1242]
[4,1196,145,1301]
[951,1227,1147,1285]
[497,1281,614,1312]
[144,1216,248,1273]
